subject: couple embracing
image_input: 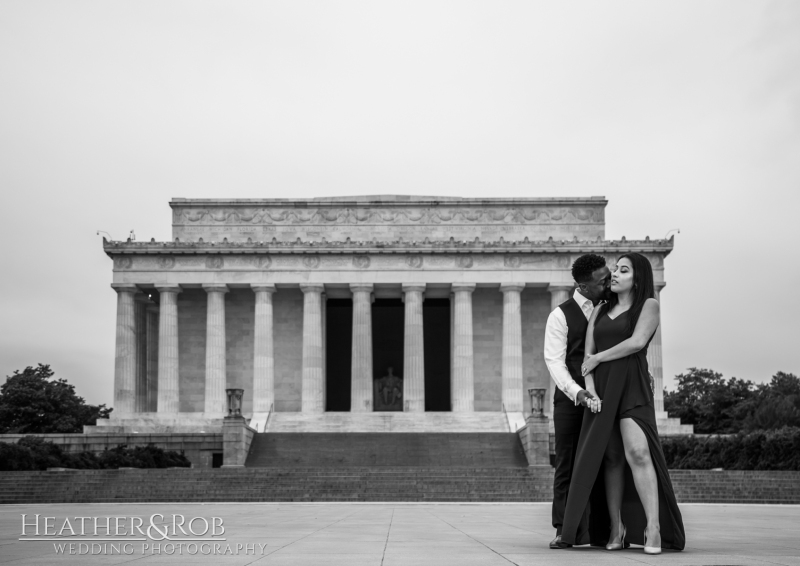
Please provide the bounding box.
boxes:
[544,252,686,554]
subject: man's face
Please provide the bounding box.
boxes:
[579,266,611,302]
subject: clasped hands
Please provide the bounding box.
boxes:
[577,388,602,413]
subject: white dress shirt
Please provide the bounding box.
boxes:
[544,289,596,404]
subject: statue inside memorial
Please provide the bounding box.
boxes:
[374,367,403,411]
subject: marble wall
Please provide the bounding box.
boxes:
[273,289,303,412]
[472,289,503,411]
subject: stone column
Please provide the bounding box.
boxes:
[156,285,181,414]
[321,292,327,410]
[647,283,666,414]
[451,284,476,412]
[252,285,276,413]
[350,284,374,412]
[112,284,138,415]
[402,284,426,412]
[146,304,159,412]
[450,293,455,388]
[500,284,525,412]
[203,284,229,416]
[134,293,149,413]
[547,285,573,416]
[301,285,325,413]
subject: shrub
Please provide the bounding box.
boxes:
[0,437,191,471]
[661,426,800,470]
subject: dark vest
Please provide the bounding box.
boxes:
[553,297,589,410]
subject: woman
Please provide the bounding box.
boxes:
[560,253,685,553]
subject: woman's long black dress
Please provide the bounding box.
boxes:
[560,310,685,550]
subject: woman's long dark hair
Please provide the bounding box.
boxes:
[598,252,655,337]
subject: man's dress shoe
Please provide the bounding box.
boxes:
[549,535,572,549]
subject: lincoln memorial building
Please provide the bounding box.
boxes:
[98,196,679,435]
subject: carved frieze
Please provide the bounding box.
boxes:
[352,256,371,269]
[455,255,473,269]
[176,257,205,267]
[302,256,320,269]
[172,206,603,226]
[111,251,663,272]
[321,257,349,267]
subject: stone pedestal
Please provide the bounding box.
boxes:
[518,415,551,467]
[451,284,475,412]
[156,285,181,414]
[350,284,374,412]
[203,285,229,416]
[402,285,425,412]
[500,284,525,412]
[301,285,325,413]
[221,415,256,468]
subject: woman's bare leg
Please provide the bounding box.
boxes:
[604,421,625,543]
[620,418,660,547]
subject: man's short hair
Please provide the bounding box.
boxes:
[571,254,607,284]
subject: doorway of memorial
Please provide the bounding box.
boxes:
[325,299,353,411]
[423,299,451,411]
[372,299,405,411]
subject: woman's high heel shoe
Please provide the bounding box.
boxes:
[605,523,627,551]
[644,527,661,555]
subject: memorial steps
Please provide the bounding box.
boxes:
[2,469,800,504]
[263,411,512,433]
[0,468,553,504]
[245,432,529,468]
[261,411,693,434]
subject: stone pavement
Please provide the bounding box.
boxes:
[1,502,798,566]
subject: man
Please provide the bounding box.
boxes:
[544,253,611,549]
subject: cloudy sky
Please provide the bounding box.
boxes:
[1,1,798,406]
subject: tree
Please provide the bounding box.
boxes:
[742,372,800,432]
[663,367,755,434]
[0,364,112,433]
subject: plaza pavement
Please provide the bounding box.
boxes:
[1,502,798,566]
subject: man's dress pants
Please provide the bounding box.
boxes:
[552,403,585,533]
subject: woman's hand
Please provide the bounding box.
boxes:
[582,353,601,376]
[584,381,602,413]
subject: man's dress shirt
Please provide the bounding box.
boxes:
[544,289,595,405]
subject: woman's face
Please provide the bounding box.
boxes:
[610,257,634,294]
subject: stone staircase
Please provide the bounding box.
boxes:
[265,412,511,433]
[2,468,799,504]
[245,433,528,468]
[0,468,553,504]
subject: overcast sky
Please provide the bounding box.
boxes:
[1,1,798,406]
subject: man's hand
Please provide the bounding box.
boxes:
[576,389,595,407]
[577,389,602,413]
